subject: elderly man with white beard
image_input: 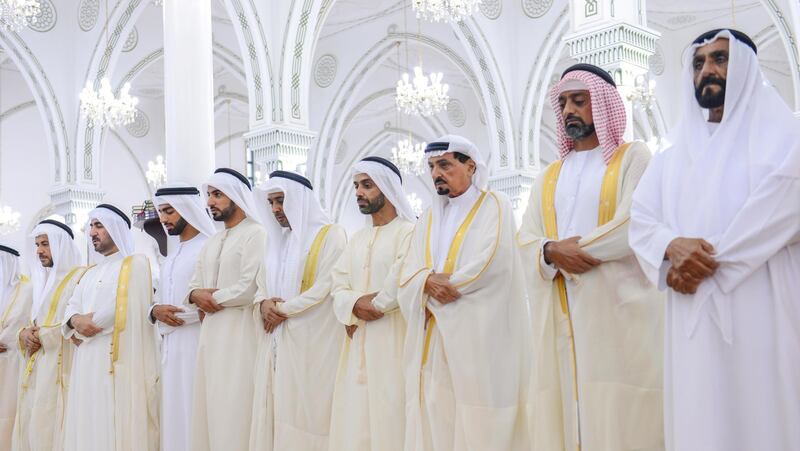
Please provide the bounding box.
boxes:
[630,29,800,450]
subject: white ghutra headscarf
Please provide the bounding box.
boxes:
[153,183,218,239]
[86,204,135,261]
[202,168,262,225]
[0,245,21,311]
[351,156,417,223]
[254,171,331,300]
[28,220,81,322]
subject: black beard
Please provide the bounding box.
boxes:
[167,217,188,236]
[565,120,596,140]
[434,176,450,196]
[40,258,53,268]
[695,76,726,109]
[358,193,386,214]
[212,204,236,222]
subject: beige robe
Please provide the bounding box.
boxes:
[62,253,160,451]
[519,142,664,451]
[188,217,265,451]
[397,190,530,451]
[12,267,86,451]
[0,277,32,451]
[249,224,347,451]
[329,217,414,451]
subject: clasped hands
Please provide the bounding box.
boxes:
[189,288,222,314]
[345,293,384,339]
[543,236,602,275]
[665,237,719,295]
[20,326,41,355]
[260,298,288,333]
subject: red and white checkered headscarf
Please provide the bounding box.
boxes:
[549,69,627,164]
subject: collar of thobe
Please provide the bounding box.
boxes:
[446,184,480,209]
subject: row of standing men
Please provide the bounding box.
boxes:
[1,28,799,451]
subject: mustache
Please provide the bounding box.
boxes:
[698,76,725,91]
[434,177,446,184]
[564,115,584,126]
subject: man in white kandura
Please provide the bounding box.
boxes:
[13,219,84,451]
[328,156,416,451]
[519,63,664,451]
[151,185,217,451]
[250,170,347,451]
[62,204,159,451]
[1,245,32,451]
[629,29,800,451]
[397,135,530,450]
[188,168,266,451]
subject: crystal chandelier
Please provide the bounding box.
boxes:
[0,205,21,235]
[145,155,167,189]
[395,66,449,116]
[0,0,40,31]
[80,78,139,128]
[412,0,481,23]
[391,138,426,176]
[406,193,424,216]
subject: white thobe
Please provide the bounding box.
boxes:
[329,217,414,451]
[0,278,32,451]
[13,267,84,451]
[62,253,159,451]
[520,143,664,451]
[630,141,800,451]
[398,188,530,451]
[150,234,206,451]
[188,217,265,451]
[249,224,347,451]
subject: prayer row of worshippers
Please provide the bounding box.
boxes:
[0,28,798,451]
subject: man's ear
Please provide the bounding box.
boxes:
[468,159,476,175]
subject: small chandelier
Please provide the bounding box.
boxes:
[412,0,481,23]
[395,66,449,116]
[79,78,139,128]
[145,155,167,189]
[0,204,21,235]
[391,138,426,176]
[406,193,424,216]
[0,0,40,31]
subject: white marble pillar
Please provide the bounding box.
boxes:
[244,124,316,179]
[489,170,536,223]
[163,0,215,186]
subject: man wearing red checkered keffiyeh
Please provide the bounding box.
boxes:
[519,63,665,451]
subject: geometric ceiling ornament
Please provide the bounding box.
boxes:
[78,0,99,32]
[29,0,56,32]
[125,108,149,138]
[412,0,481,23]
[314,54,338,88]
[122,26,138,52]
[667,14,696,27]
[479,0,502,20]
[649,43,665,76]
[447,98,466,127]
[522,0,554,18]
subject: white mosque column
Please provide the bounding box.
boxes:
[489,171,536,223]
[163,0,215,185]
[244,124,316,178]
[49,185,105,262]
[563,0,660,140]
